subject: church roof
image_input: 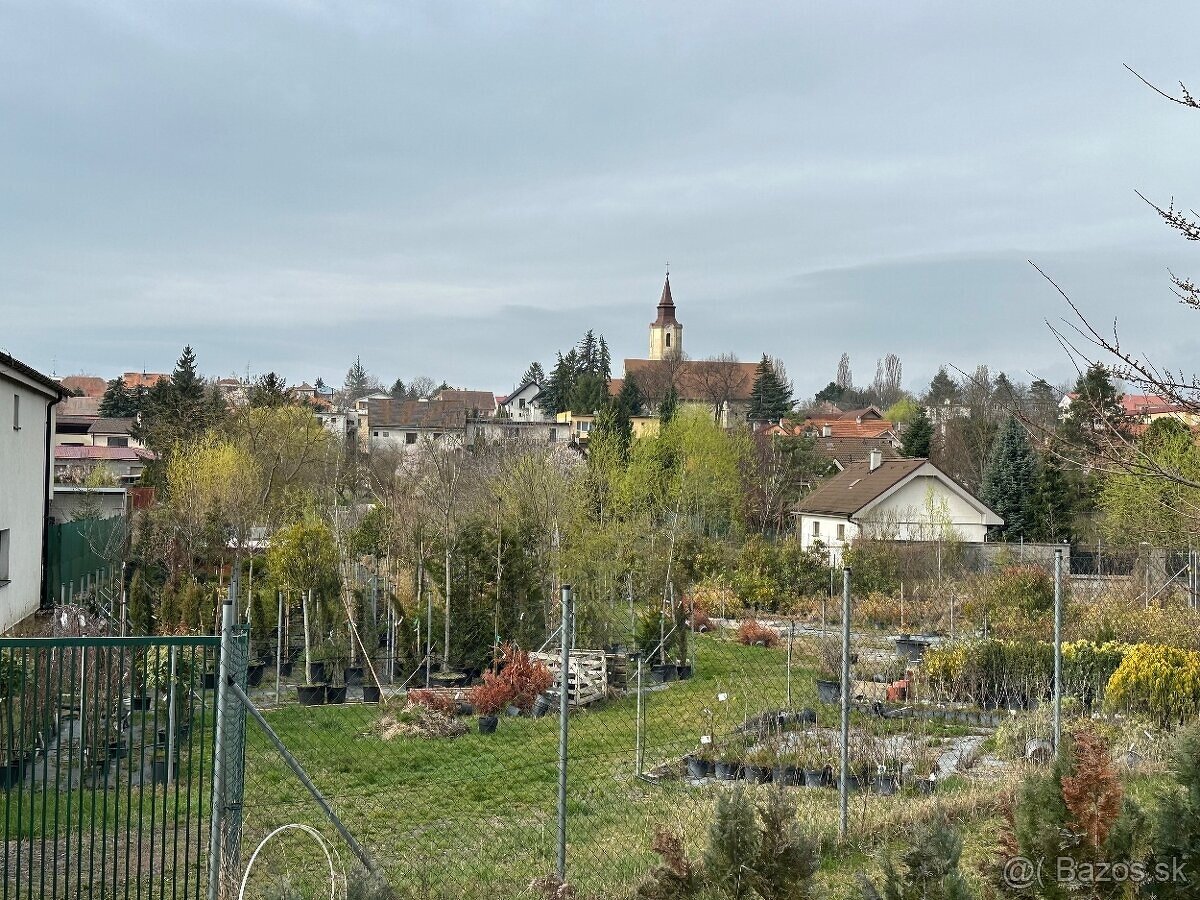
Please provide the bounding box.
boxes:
[618,358,759,403]
[652,274,679,326]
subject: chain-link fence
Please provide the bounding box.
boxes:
[14,539,1200,899]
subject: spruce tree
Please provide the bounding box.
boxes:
[1059,363,1126,455]
[540,352,575,416]
[342,356,372,402]
[748,355,792,421]
[248,372,290,408]
[925,367,959,406]
[597,336,612,382]
[128,571,154,635]
[578,330,598,375]
[981,416,1037,540]
[1146,724,1200,899]
[616,374,644,417]
[902,406,933,458]
[568,374,607,414]
[520,361,545,386]
[98,378,136,418]
[1028,452,1074,543]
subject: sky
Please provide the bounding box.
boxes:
[2,1,1198,398]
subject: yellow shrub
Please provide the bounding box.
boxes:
[1106,643,1200,725]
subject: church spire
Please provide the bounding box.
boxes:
[653,272,678,326]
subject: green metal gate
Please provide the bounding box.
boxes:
[0,636,225,899]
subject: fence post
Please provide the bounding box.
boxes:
[557,584,573,882]
[785,621,794,708]
[207,590,249,899]
[839,567,851,842]
[635,652,644,777]
[1052,549,1063,758]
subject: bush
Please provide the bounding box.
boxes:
[736,621,780,648]
[1105,644,1200,726]
[496,644,554,712]
[1068,594,1200,650]
[406,689,457,716]
[468,674,516,717]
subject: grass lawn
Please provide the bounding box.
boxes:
[237,634,1012,900]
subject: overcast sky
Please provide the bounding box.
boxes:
[2,1,1198,397]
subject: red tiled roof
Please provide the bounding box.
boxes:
[55,446,154,461]
[620,359,759,403]
[122,372,170,390]
[60,375,108,398]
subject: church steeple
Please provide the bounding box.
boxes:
[648,271,683,360]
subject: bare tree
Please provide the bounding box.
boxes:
[872,353,904,409]
[692,353,744,422]
[836,353,853,390]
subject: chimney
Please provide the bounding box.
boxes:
[821,424,832,438]
[869,448,882,471]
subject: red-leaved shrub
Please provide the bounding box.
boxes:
[469,673,517,717]
[407,689,457,716]
[498,644,554,712]
[737,620,780,648]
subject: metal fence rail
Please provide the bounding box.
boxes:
[0,636,221,900]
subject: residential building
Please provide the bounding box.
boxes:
[354,392,393,446]
[50,486,128,522]
[498,381,549,422]
[316,408,360,442]
[0,352,63,632]
[59,375,108,398]
[555,411,658,445]
[793,451,1002,561]
[54,446,154,485]
[367,397,471,452]
[122,371,169,391]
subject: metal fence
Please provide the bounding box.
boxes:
[14,541,1200,899]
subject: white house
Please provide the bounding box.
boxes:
[0,353,63,632]
[793,451,1002,561]
[498,381,550,422]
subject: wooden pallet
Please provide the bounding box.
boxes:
[531,650,610,707]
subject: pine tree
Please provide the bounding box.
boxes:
[172,346,205,409]
[860,817,974,900]
[1059,363,1127,455]
[597,336,612,382]
[248,372,290,408]
[981,417,1037,540]
[389,378,406,400]
[1146,724,1200,898]
[902,407,934,458]
[1028,378,1059,432]
[925,367,960,407]
[703,787,759,900]
[748,355,792,421]
[520,361,545,386]
[1028,452,1074,543]
[813,381,845,406]
[541,352,576,416]
[99,378,136,418]
[342,357,372,402]
[568,374,607,414]
[616,374,644,417]
[578,330,598,376]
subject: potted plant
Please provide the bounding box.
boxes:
[814,637,845,705]
[772,747,800,787]
[686,745,714,779]
[743,745,776,784]
[796,737,832,788]
[469,674,515,735]
[296,683,326,706]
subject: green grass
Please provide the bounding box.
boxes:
[236,635,1008,900]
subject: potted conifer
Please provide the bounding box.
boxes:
[469,674,515,735]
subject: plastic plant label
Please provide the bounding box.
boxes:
[700,735,712,745]
[717,692,728,702]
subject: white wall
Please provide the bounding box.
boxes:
[0,370,55,632]
[798,514,857,554]
[861,474,991,543]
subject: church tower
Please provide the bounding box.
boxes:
[648,273,683,361]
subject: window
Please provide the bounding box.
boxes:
[12,394,18,430]
[837,523,846,541]
[519,398,527,409]
[0,529,9,584]
[382,431,390,437]
[549,428,557,442]
[405,432,417,444]
[108,436,128,448]
[433,432,442,440]
[373,431,380,437]
[812,521,820,537]
[665,332,671,348]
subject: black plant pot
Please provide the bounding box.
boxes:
[916,778,937,795]
[815,679,840,705]
[0,760,23,788]
[802,767,829,788]
[651,664,678,683]
[344,667,364,687]
[129,694,154,711]
[686,756,709,779]
[361,685,381,703]
[296,685,327,706]
[202,672,217,690]
[772,765,799,786]
[872,774,899,796]
[108,740,128,760]
[278,660,293,678]
[247,663,266,687]
[325,686,347,704]
[895,638,930,663]
[744,765,772,784]
[798,708,817,725]
[152,756,171,785]
[478,715,499,734]
[531,694,554,718]
[715,761,740,781]
[309,662,327,684]
[677,665,693,680]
